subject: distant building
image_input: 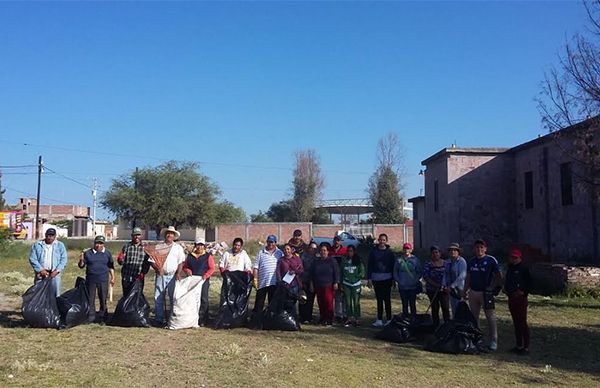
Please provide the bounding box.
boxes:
[18,197,90,222]
[412,119,599,262]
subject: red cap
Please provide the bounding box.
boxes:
[510,249,522,259]
[403,243,413,250]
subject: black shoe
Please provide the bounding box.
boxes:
[509,346,523,354]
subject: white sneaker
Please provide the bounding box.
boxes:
[372,319,383,327]
[488,340,497,351]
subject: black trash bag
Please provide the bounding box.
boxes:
[214,271,253,329]
[375,313,434,343]
[375,318,412,343]
[262,284,301,331]
[22,277,60,328]
[425,301,484,354]
[109,278,150,327]
[57,277,90,329]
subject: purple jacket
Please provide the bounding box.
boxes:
[276,255,304,288]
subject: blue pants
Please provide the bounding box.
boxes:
[154,274,175,323]
[399,289,417,316]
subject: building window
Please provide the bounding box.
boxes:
[524,171,533,209]
[561,162,574,206]
[434,180,439,212]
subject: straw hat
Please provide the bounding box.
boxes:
[160,226,180,239]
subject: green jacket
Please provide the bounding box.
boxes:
[340,256,365,287]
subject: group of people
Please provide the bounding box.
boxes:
[28,227,532,354]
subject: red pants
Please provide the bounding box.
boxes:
[315,285,335,324]
[508,295,530,349]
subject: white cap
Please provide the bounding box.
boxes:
[194,238,206,245]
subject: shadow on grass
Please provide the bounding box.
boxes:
[527,299,600,310]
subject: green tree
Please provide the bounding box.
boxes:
[101,161,244,235]
[250,211,273,222]
[291,149,324,221]
[266,200,295,222]
[368,133,407,224]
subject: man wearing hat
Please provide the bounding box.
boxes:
[78,235,115,323]
[442,243,467,317]
[152,226,186,325]
[288,229,307,255]
[252,234,283,314]
[117,227,150,293]
[28,227,68,296]
[177,238,215,326]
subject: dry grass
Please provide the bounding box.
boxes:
[1,242,600,387]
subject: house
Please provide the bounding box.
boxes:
[412,118,599,262]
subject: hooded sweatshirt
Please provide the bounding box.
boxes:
[367,246,395,281]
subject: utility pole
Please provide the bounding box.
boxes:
[35,156,42,239]
[92,178,97,237]
[132,167,138,230]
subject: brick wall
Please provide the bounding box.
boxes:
[215,223,412,248]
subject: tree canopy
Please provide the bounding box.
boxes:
[368,133,407,224]
[101,161,245,233]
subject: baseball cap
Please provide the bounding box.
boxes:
[510,249,522,259]
[94,235,106,244]
[45,228,56,236]
[194,238,206,246]
[403,242,413,250]
[266,234,277,243]
[131,227,143,236]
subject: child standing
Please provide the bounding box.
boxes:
[504,248,532,355]
[340,245,365,327]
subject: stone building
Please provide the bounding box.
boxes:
[410,119,599,262]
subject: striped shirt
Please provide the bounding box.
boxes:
[253,247,283,289]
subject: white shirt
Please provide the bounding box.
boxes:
[42,241,54,270]
[161,242,186,275]
[220,250,252,272]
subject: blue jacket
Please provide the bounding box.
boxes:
[29,240,68,273]
[443,257,467,291]
[393,254,422,290]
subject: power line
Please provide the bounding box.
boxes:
[0,140,371,175]
[0,164,38,168]
[43,165,94,189]
[3,186,78,206]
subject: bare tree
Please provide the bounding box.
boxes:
[537,0,600,260]
[368,132,406,224]
[291,149,325,222]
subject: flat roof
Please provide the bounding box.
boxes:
[421,147,509,166]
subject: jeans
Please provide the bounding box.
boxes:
[198,279,210,325]
[154,274,175,323]
[334,289,346,318]
[399,288,418,316]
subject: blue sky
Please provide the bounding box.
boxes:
[0,1,589,220]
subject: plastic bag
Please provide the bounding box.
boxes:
[426,301,483,354]
[109,278,150,327]
[261,284,300,331]
[168,276,205,330]
[57,277,90,329]
[214,271,253,329]
[375,312,434,343]
[22,277,60,328]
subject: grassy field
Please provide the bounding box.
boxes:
[1,241,600,387]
